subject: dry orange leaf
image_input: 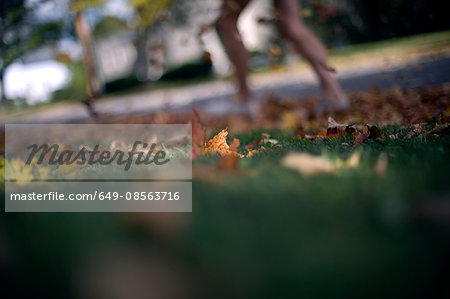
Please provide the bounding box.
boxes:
[202,128,244,158]
[312,130,327,136]
[327,117,357,137]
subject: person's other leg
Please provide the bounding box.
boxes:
[216,0,252,101]
[274,0,347,108]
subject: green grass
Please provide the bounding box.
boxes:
[329,30,450,57]
[189,125,450,297]
[1,125,449,298]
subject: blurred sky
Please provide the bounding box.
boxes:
[5,61,70,104]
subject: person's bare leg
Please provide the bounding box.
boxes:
[216,0,252,102]
[274,0,347,108]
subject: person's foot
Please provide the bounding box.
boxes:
[315,97,349,115]
[316,84,349,114]
[232,87,252,103]
[231,88,261,119]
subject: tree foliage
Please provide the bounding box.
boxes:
[0,0,63,102]
[93,16,130,38]
[129,0,172,28]
[69,0,106,13]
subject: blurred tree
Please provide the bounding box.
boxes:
[93,16,130,39]
[129,0,173,28]
[0,0,62,105]
[128,0,172,81]
[307,0,450,44]
[352,0,450,41]
[70,0,105,113]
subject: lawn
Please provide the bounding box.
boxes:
[3,122,449,298]
[190,124,450,297]
[1,77,450,298]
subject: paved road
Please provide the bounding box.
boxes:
[190,55,450,115]
[2,54,450,123]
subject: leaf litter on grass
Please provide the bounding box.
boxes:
[281,151,361,177]
[191,83,450,180]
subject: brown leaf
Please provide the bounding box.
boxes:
[327,117,356,137]
[202,128,244,157]
[368,125,381,139]
[328,117,347,130]
[326,127,339,136]
[261,133,279,145]
[353,125,370,147]
[345,126,357,134]
[353,124,381,147]
[244,139,262,150]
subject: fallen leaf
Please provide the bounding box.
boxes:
[354,125,370,147]
[388,133,399,140]
[246,149,259,157]
[312,130,327,136]
[345,152,361,168]
[328,117,347,130]
[353,124,381,147]
[368,125,381,139]
[202,128,244,157]
[335,152,361,169]
[262,133,279,145]
[244,139,261,150]
[375,153,388,176]
[327,117,356,137]
[281,153,336,176]
[305,134,326,140]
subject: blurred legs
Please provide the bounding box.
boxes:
[274,0,347,105]
[216,0,252,102]
[216,0,347,110]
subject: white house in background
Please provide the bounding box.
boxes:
[5,0,273,103]
[154,0,273,76]
[95,32,137,82]
[95,0,273,81]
